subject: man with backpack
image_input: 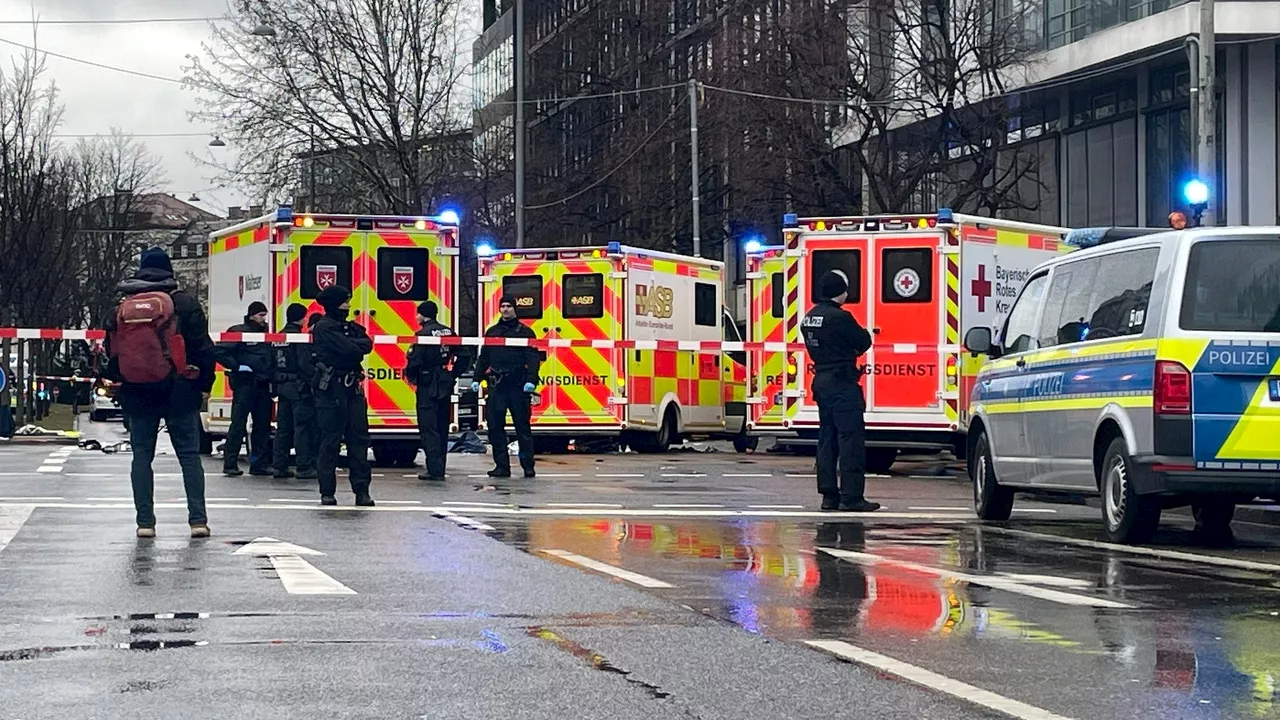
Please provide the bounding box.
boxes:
[215,301,275,477]
[104,247,216,539]
[271,303,317,479]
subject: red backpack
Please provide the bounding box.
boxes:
[110,291,195,384]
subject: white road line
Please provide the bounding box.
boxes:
[749,504,805,509]
[545,502,624,508]
[540,549,674,588]
[986,526,1280,574]
[0,505,35,556]
[723,473,773,478]
[786,473,816,478]
[434,510,496,532]
[206,497,250,502]
[910,506,970,511]
[595,473,644,478]
[85,497,133,502]
[36,467,62,473]
[535,473,582,478]
[818,547,1133,609]
[268,499,303,503]
[661,473,706,477]
[654,503,723,508]
[42,458,67,465]
[269,555,357,595]
[377,500,422,505]
[1011,508,1058,514]
[805,640,1076,720]
[64,473,118,478]
[442,500,508,508]
[868,473,891,478]
[0,496,63,501]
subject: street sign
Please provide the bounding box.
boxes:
[0,366,7,394]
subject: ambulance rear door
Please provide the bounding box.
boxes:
[865,231,947,421]
[746,249,787,428]
[480,254,554,426]
[545,250,625,428]
[361,219,456,432]
[791,236,870,424]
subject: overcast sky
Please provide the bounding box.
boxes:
[0,0,479,218]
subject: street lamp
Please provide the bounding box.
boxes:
[188,193,202,203]
[208,136,226,148]
[251,22,277,37]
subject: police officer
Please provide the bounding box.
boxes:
[271,303,318,480]
[311,286,375,506]
[215,301,275,477]
[405,300,468,481]
[801,270,880,512]
[472,294,541,478]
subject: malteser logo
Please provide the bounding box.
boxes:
[635,284,673,318]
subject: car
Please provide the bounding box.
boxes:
[89,379,122,422]
[963,226,1280,543]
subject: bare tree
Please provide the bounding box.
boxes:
[185,0,473,214]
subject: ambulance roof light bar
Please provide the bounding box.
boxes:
[1064,227,1167,249]
[476,242,496,258]
[275,206,294,225]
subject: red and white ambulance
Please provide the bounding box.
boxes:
[745,210,1070,471]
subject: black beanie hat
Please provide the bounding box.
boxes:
[247,301,269,316]
[499,294,516,307]
[417,300,438,319]
[139,247,173,273]
[286,303,308,323]
[316,285,352,311]
[819,270,849,300]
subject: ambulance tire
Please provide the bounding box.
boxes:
[372,443,416,468]
[539,436,571,455]
[1100,438,1161,544]
[632,407,677,453]
[970,431,1013,522]
[865,447,898,474]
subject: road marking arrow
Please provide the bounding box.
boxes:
[234,536,355,595]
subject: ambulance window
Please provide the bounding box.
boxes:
[770,272,784,318]
[694,283,718,326]
[502,275,543,319]
[562,273,604,319]
[375,247,429,301]
[810,250,861,304]
[724,312,746,366]
[299,246,353,300]
[880,248,933,303]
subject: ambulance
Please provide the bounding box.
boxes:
[745,210,1070,471]
[477,242,750,452]
[203,207,460,465]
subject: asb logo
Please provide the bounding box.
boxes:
[316,265,338,290]
[569,295,595,306]
[392,266,414,294]
[635,284,674,318]
[515,296,535,307]
[238,274,263,300]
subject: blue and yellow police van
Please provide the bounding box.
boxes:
[962,225,1280,543]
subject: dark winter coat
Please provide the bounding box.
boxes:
[215,317,274,380]
[474,317,541,387]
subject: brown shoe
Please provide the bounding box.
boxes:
[136,526,156,539]
[190,524,211,538]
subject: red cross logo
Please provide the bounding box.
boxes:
[899,274,914,291]
[972,264,992,312]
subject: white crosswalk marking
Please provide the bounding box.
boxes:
[0,505,34,556]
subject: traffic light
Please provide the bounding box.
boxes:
[1182,179,1209,226]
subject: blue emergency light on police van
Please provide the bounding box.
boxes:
[1065,227,1167,249]
[1183,179,1209,207]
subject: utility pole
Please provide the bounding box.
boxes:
[688,79,702,258]
[1196,0,1216,226]
[514,0,526,248]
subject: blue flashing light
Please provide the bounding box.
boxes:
[437,208,461,226]
[744,239,764,255]
[782,213,798,228]
[937,207,954,223]
[1183,179,1209,206]
[275,206,293,224]
[1064,228,1110,248]
[607,241,622,255]
[476,242,495,258]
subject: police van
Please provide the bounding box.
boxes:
[963,226,1280,543]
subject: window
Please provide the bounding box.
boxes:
[502,275,544,320]
[881,248,934,303]
[1001,273,1049,355]
[1181,239,1280,332]
[723,310,745,366]
[694,282,718,327]
[1037,258,1100,346]
[1084,249,1158,339]
[810,250,861,304]
[562,273,604,319]
[1065,120,1138,226]
[770,272,784,318]
[376,247,429,301]
[300,245,353,300]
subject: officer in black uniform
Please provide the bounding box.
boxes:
[215,301,275,477]
[472,294,541,478]
[405,300,468,481]
[801,270,880,512]
[311,286,375,506]
[271,303,317,479]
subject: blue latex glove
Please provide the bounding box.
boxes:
[470,381,481,392]
[237,365,252,372]
[523,383,536,393]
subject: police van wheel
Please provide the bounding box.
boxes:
[1101,438,1160,544]
[971,432,1013,521]
[1192,498,1235,542]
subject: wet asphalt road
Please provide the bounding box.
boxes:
[1,420,1280,719]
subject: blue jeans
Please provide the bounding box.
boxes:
[127,409,208,528]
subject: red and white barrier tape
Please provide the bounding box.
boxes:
[36,375,96,384]
[0,328,948,354]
